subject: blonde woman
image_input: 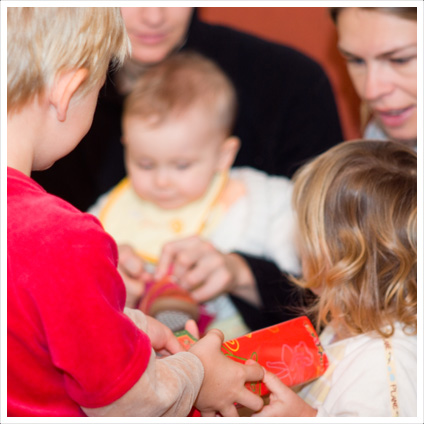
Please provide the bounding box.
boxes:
[330,7,417,148]
[252,140,417,417]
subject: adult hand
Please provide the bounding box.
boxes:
[155,236,259,305]
[118,244,152,308]
[190,329,264,417]
[251,365,317,417]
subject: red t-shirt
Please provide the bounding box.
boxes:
[7,167,151,416]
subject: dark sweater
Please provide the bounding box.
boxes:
[33,17,342,330]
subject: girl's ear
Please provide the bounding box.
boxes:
[49,68,89,122]
[217,136,240,171]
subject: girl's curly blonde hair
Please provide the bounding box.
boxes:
[292,140,416,338]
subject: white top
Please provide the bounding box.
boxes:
[207,167,299,274]
[364,119,390,141]
[297,322,417,417]
[364,120,417,151]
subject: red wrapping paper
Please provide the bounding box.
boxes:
[177,316,328,398]
[220,316,328,396]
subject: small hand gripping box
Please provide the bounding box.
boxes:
[177,316,329,396]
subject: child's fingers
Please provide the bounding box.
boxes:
[236,387,264,413]
[163,332,184,355]
[201,410,217,417]
[251,405,274,417]
[118,244,144,277]
[244,360,265,384]
[184,319,200,339]
[189,328,224,357]
[220,403,239,417]
[262,369,288,396]
[203,328,224,346]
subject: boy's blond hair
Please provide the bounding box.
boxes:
[8,7,130,113]
[123,51,237,136]
[292,140,417,337]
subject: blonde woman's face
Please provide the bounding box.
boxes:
[121,7,193,64]
[337,8,417,142]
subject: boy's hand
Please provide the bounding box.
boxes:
[124,307,183,356]
[251,366,317,417]
[190,329,264,417]
[118,244,152,308]
[145,315,184,356]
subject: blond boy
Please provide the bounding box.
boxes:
[7,7,263,417]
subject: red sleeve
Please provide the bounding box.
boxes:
[30,211,152,408]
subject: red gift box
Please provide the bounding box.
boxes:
[220,316,328,396]
[177,316,328,398]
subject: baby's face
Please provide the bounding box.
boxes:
[122,107,227,209]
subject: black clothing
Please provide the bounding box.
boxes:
[32,17,342,330]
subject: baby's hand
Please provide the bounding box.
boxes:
[251,366,317,417]
[189,329,264,417]
[118,244,152,307]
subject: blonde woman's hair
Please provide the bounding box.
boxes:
[8,7,131,113]
[123,51,237,136]
[292,140,417,337]
[329,7,417,23]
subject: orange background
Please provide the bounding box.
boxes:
[199,7,362,140]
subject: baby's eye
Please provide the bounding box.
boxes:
[175,162,192,170]
[137,161,154,170]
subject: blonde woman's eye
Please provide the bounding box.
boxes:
[346,57,365,65]
[390,56,415,65]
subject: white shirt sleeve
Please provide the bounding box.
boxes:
[211,167,300,274]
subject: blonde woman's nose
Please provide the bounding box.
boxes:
[140,7,165,27]
[362,63,394,102]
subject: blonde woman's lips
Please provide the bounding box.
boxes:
[132,31,166,45]
[375,105,416,128]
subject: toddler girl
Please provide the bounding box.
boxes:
[253,140,417,417]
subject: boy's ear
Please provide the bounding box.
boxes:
[217,136,240,171]
[50,68,89,122]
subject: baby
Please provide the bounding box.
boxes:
[90,51,300,339]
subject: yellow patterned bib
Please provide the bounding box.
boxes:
[99,172,234,264]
